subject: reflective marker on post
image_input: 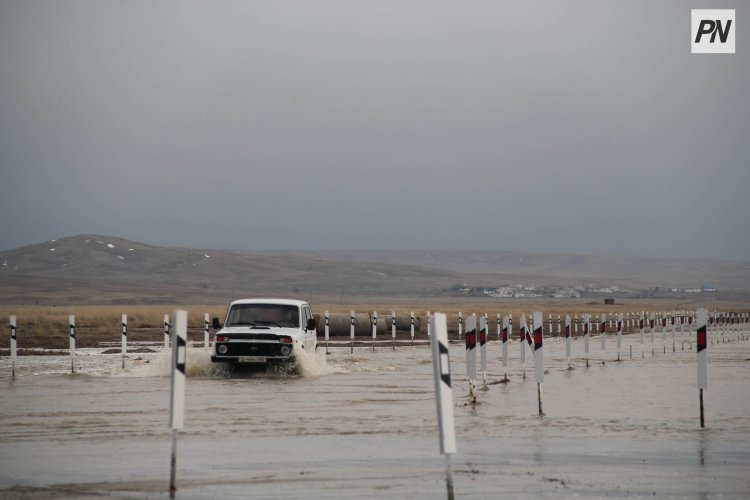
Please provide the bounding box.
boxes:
[430,312,456,500]
[696,308,708,428]
[69,315,76,374]
[169,310,187,497]
[465,313,477,404]
[10,315,17,378]
[121,314,128,369]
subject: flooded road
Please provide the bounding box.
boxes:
[1,333,749,498]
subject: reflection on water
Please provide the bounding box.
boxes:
[1,336,749,498]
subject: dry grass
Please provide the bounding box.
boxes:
[0,299,745,350]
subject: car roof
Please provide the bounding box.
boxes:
[229,298,309,307]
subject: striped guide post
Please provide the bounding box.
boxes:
[574,314,579,339]
[557,314,561,338]
[372,311,377,352]
[583,314,590,367]
[324,311,330,354]
[616,313,623,362]
[69,315,76,374]
[10,315,17,378]
[410,311,415,348]
[533,311,544,416]
[479,314,487,385]
[163,314,170,349]
[650,312,656,354]
[662,312,667,343]
[169,310,187,498]
[599,314,607,353]
[430,312,456,500]
[671,312,676,352]
[519,314,527,379]
[465,313,477,404]
[565,314,571,369]
[457,312,463,341]
[203,313,210,351]
[427,311,431,346]
[391,311,396,351]
[350,310,355,354]
[501,315,509,380]
[121,314,128,369]
[696,308,707,428]
[496,313,501,342]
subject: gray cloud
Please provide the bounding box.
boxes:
[1,0,748,259]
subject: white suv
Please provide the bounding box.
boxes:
[211,299,317,364]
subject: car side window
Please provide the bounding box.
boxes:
[303,307,312,328]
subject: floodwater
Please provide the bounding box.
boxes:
[1,331,749,499]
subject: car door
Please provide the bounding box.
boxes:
[302,305,316,350]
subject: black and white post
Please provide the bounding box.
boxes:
[584,314,590,368]
[458,311,463,341]
[410,311,415,349]
[392,310,397,351]
[324,311,330,354]
[169,310,187,498]
[69,315,76,374]
[163,313,170,349]
[479,314,487,385]
[372,311,377,352]
[533,311,544,416]
[430,312,457,500]
[465,313,477,404]
[204,313,210,351]
[501,315,509,381]
[10,315,17,378]
[121,314,128,369]
[616,313,623,362]
[350,310,355,354]
[697,308,708,428]
[520,314,527,379]
[565,314,572,370]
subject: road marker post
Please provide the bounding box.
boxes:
[430,312,457,500]
[121,314,128,369]
[69,315,76,374]
[10,315,17,378]
[696,308,708,428]
[465,313,477,404]
[533,311,544,416]
[169,310,187,498]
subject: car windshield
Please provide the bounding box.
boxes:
[226,304,299,328]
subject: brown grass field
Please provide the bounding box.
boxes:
[1,297,746,352]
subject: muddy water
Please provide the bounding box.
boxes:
[1,333,749,499]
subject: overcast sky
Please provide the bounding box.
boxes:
[1,0,748,260]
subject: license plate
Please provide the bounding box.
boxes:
[238,356,267,363]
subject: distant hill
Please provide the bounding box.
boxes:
[0,234,748,305]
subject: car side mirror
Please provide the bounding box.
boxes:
[212,317,222,330]
[306,318,316,331]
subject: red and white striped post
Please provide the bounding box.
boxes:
[69,315,76,374]
[430,312,456,500]
[696,308,708,428]
[533,311,544,416]
[465,313,477,404]
[121,314,128,369]
[10,315,17,378]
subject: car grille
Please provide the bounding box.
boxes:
[220,342,287,357]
